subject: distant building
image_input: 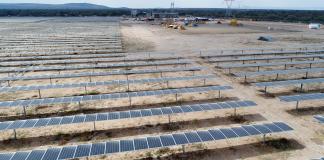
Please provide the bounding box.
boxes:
[309,23,321,29]
[147,12,179,19]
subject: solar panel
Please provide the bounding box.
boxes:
[58,146,76,160]
[279,93,324,102]
[314,115,324,123]
[133,138,149,150]
[0,56,184,67]
[219,60,324,69]
[0,60,192,73]
[41,148,61,160]
[0,85,233,108]
[74,144,91,158]
[90,143,106,156]
[208,54,324,63]
[120,140,135,152]
[202,50,324,58]
[160,135,176,146]
[253,78,324,88]
[0,75,215,93]
[0,122,294,160]
[106,141,120,153]
[0,67,202,82]
[0,100,256,132]
[25,150,45,160]
[0,153,13,160]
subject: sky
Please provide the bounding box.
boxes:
[1,0,324,10]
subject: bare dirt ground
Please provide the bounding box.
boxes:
[0,17,323,160]
[119,20,324,160]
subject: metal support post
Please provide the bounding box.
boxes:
[13,129,17,140]
[218,90,221,98]
[84,86,87,93]
[296,101,299,110]
[175,94,178,102]
[93,121,96,131]
[305,72,308,79]
[89,76,92,82]
[23,106,26,117]
[276,74,279,80]
[203,79,206,86]
[7,80,10,87]
[234,107,237,116]
[257,66,260,72]
[300,83,304,92]
[38,89,42,98]
[50,78,52,85]
[168,114,171,124]
[160,72,163,78]
[129,96,132,106]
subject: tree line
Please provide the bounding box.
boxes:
[0,8,323,23]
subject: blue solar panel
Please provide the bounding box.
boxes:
[106,141,120,153]
[197,131,214,141]
[0,153,13,160]
[10,151,30,160]
[172,133,189,145]
[208,129,226,140]
[314,115,324,123]
[5,122,294,160]
[219,128,239,138]
[42,148,61,160]
[133,138,149,150]
[120,140,135,152]
[252,125,272,134]
[147,137,162,148]
[231,127,250,137]
[273,122,294,131]
[74,144,91,158]
[26,150,45,160]
[58,146,76,160]
[160,135,176,146]
[241,125,261,135]
[90,143,105,156]
[184,132,202,143]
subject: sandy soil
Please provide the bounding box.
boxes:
[0,17,323,160]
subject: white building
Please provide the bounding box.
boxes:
[309,23,321,29]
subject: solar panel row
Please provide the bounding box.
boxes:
[0,56,184,67]
[201,50,324,58]
[253,78,324,87]
[314,115,324,123]
[0,75,215,93]
[0,100,256,131]
[208,54,324,63]
[0,122,293,160]
[0,60,192,73]
[0,53,126,62]
[0,85,233,107]
[233,68,324,77]
[219,59,324,69]
[0,67,202,81]
[279,93,324,102]
[1,49,124,57]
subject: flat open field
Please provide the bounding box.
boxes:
[0,17,323,160]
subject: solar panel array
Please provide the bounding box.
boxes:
[279,93,324,102]
[0,49,124,57]
[0,75,215,93]
[314,115,324,123]
[208,54,324,63]
[201,50,324,58]
[0,122,293,160]
[0,67,202,81]
[219,60,324,69]
[253,78,324,87]
[0,53,126,62]
[0,57,185,67]
[0,85,233,107]
[0,60,192,73]
[0,100,256,131]
[233,68,324,78]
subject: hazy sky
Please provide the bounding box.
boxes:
[2,0,324,10]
